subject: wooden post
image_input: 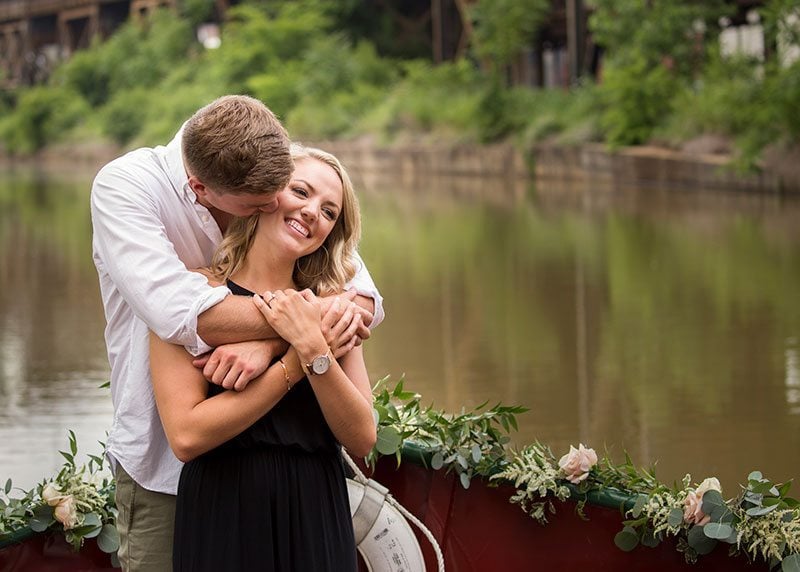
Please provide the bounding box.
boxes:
[566,0,584,85]
[432,0,442,63]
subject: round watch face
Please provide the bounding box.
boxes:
[311,354,331,375]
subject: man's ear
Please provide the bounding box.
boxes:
[187,175,209,199]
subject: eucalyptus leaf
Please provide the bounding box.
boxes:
[431,452,444,470]
[29,513,52,532]
[3,479,10,495]
[701,490,725,515]
[631,495,646,518]
[471,444,482,463]
[687,525,717,555]
[459,472,471,489]
[375,426,401,456]
[640,527,660,548]
[703,523,733,540]
[748,471,763,482]
[782,554,800,572]
[667,507,684,528]
[746,505,779,517]
[613,526,639,552]
[97,524,120,553]
[82,512,102,529]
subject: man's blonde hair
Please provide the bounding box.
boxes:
[182,95,293,196]
[211,144,361,295]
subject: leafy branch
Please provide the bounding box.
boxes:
[368,375,527,488]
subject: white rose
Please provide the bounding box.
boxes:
[695,477,722,498]
[42,483,63,507]
[53,495,79,530]
[558,444,598,484]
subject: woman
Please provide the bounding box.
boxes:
[149,145,377,572]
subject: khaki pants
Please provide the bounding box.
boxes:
[115,465,176,572]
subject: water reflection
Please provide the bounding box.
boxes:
[1,167,799,494]
[787,339,800,415]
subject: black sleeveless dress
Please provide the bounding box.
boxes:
[172,281,357,572]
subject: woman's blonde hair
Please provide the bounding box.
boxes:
[210,144,361,295]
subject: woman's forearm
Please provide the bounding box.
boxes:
[288,348,376,457]
[150,333,288,462]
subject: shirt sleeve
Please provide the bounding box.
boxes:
[91,160,227,355]
[346,250,385,329]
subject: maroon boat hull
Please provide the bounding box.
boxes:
[0,457,771,571]
[369,456,767,571]
[0,531,117,571]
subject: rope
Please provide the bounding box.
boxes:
[343,451,446,572]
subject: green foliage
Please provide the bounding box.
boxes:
[182,0,215,26]
[100,89,151,145]
[521,83,603,146]
[362,59,484,141]
[590,0,729,146]
[471,0,550,68]
[0,87,88,153]
[599,55,683,146]
[283,37,399,139]
[58,11,194,109]
[204,2,329,94]
[369,377,527,489]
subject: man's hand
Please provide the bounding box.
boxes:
[321,296,365,358]
[318,289,372,345]
[192,338,289,391]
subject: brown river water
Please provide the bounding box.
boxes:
[1,165,798,495]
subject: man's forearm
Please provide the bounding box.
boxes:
[197,295,278,346]
[353,294,375,326]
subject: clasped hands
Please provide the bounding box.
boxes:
[192,289,370,391]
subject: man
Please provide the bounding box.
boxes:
[91,95,383,572]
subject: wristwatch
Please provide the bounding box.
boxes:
[302,350,332,376]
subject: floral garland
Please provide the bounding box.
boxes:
[494,443,800,570]
[0,431,119,564]
[1,379,799,571]
[371,378,800,571]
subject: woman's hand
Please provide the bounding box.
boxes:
[253,289,328,358]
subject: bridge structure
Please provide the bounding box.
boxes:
[0,0,179,85]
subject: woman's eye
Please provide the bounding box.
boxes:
[292,187,308,197]
[323,209,337,220]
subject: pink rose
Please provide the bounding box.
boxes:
[683,477,722,525]
[683,491,710,525]
[558,444,598,484]
[54,495,79,529]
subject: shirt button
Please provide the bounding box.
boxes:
[202,215,209,223]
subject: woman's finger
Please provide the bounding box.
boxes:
[252,294,271,319]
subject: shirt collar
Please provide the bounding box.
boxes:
[163,122,197,204]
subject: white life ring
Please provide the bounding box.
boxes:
[347,477,427,572]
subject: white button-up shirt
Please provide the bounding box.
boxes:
[91,128,384,494]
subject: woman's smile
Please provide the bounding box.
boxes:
[286,217,310,238]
